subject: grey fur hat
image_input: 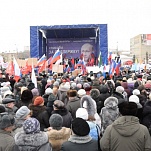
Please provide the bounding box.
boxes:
[104,97,118,108]
[0,113,15,129]
[90,89,100,100]
[49,114,63,130]
[80,95,96,117]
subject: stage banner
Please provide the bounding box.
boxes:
[47,38,97,59]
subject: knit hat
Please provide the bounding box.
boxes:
[71,82,77,89]
[77,83,82,89]
[45,88,53,95]
[31,88,39,97]
[68,90,77,97]
[116,86,124,94]
[0,113,15,129]
[53,81,59,87]
[49,114,63,130]
[132,89,140,95]
[34,96,44,106]
[90,89,100,100]
[77,89,86,97]
[23,118,40,134]
[21,89,33,102]
[59,83,70,91]
[83,83,90,89]
[15,106,30,119]
[129,95,142,108]
[71,118,90,136]
[76,108,88,120]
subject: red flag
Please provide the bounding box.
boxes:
[6,61,14,75]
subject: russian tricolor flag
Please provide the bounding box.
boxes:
[50,49,61,64]
[37,54,46,66]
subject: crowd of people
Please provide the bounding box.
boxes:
[0,69,151,151]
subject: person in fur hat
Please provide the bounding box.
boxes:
[80,95,101,129]
[47,114,71,151]
[29,96,50,131]
[100,102,151,151]
[16,89,33,108]
[99,97,120,135]
[66,90,81,119]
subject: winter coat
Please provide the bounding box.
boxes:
[13,118,24,135]
[66,96,81,119]
[59,90,69,106]
[80,95,102,129]
[99,86,110,112]
[100,99,119,134]
[14,131,52,151]
[100,116,151,151]
[47,127,71,151]
[0,129,15,151]
[142,101,151,132]
[87,121,100,141]
[112,91,124,100]
[51,109,73,128]
[29,105,50,131]
[61,135,98,151]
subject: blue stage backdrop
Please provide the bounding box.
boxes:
[30,24,108,65]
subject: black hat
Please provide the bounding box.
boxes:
[2,98,15,104]
[71,118,90,136]
[118,101,138,116]
[21,89,33,102]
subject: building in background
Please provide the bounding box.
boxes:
[130,34,151,64]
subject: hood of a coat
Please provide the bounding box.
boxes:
[112,116,140,137]
[15,131,48,147]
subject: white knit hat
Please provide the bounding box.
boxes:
[45,88,53,94]
[132,89,140,95]
[76,108,88,120]
[129,95,142,108]
[77,89,86,97]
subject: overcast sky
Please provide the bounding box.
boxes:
[0,0,151,52]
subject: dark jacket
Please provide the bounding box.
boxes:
[51,108,73,128]
[29,105,50,131]
[61,135,98,151]
[99,86,110,112]
[66,97,80,119]
[142,101,151,132]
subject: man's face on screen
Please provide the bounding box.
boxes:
[81,43,93,62]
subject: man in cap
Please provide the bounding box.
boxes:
[0,112,16,150]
